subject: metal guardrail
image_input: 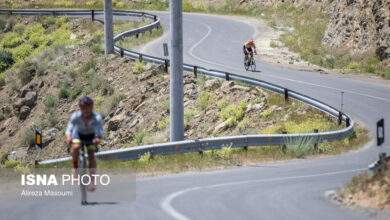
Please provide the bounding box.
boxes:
[0,9,354,165]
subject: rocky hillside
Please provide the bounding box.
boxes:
[323,0,390,61]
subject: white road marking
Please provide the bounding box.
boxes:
[160,168,366,220]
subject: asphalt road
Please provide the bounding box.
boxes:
[1,12,390,220]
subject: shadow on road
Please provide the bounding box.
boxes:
[84,201,119,206]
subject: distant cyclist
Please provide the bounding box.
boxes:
[65,96,103,191]
[243,40,257,66]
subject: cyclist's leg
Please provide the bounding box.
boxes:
[71,131,81,169]
[243,46,248,62]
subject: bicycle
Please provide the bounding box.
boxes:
[244,53,256,72]
[68,140,97,205]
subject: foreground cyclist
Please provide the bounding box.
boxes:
[243,40,257,66]
[65,96,103,191]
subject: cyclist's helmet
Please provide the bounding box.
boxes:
[249,40,254,44]
[79,96,94,107]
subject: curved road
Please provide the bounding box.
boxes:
[1,12,390,220]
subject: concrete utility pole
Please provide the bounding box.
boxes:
[104,0,114,56]
[170,0,184,141]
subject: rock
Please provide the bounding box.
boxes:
[129,119,139,128]
[19,106,31,120]
[24,91,37,107]
[107,114,125,131]
[232,85,251,92]
[269,105,282,112]
[213,118,231,133]
[220,81,234,93]
[70,33,77,40]
[204,79,221,90]
[246,103,253,113]
[42,128,58,145]
[289,60,294,64]
[254,102,266,110]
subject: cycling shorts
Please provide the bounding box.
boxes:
[71,132,97,152]
[243,46,253,55]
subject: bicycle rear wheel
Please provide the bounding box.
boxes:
[244,60,249,71]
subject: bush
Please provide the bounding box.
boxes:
[53,1,74,8]
[12,23,25,35]
[44,96,56,109]
[29,33,49,48]
[0,49,14,72]
[48,110,58,127]
[132,61,144,74]
[197,91,210,110]
[0,77,5,88]
[0,114,4,121]
[134,129,148,145]
[183,0,194,12]
[217,100,228,110]
[80,59,97,74]
[1,33,24,48]
[24,24,46,40]
[348,62,361,70]
[20,125,38,148]
[11,44,33,63]
[58,87,70,99]
[18,60,37,85]
[0,152,10,165]
[261,109,272,119]
[56,15,69,27]
[158,116,169,130]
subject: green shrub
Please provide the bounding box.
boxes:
[11,44,33,63]
[56,15,69,27]
[0,152,10,165]
[0,114,4,121]
[217,99,228,110]
[220,102,246,123]
[4,160,21,168]
[158,116,169,130]
[197,91,210,110]
[0,49,14,72]
[284,136,314,158]
[53,1,74,8]
[18,60,37,85]
[134,129,148,145]
[12,23,25,35]
[132,61,144,74]
[24,24,46,40]
[138,152,151,165]
[44,16,57,26]
[20,125,38,148]
[80,59,97,74]
[44,96,56,109]
[29,33,49,48]
[183,0,194,12]
[270,41,279,48]
[0,18,5,30]
[0,77,5,88]
[58,87,70,99]
[1,32,23,48]
[227,117,237,127]
[365,64,376,73]
[48,110,58,127]
[261,109,272,119]
[348,62,361,70]
[161,100,170,111]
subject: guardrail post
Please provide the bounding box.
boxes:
[194,66,197,78]
[154,15,157,21]
[120,48,124,58]
[314,129,318,153]
[284,88,289,102]
[91,10,95,21]
[225,72,230,81]
[346,117,350,127]
[338,112,342,125]
[136,33,139,38]
[282,131,287,153]
[199,150,203,157]
[139,54,143,62]
[164,59,168,72]
[8,10,12,15]
[53,10,56,16]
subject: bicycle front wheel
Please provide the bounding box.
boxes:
[250,60,256,72]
